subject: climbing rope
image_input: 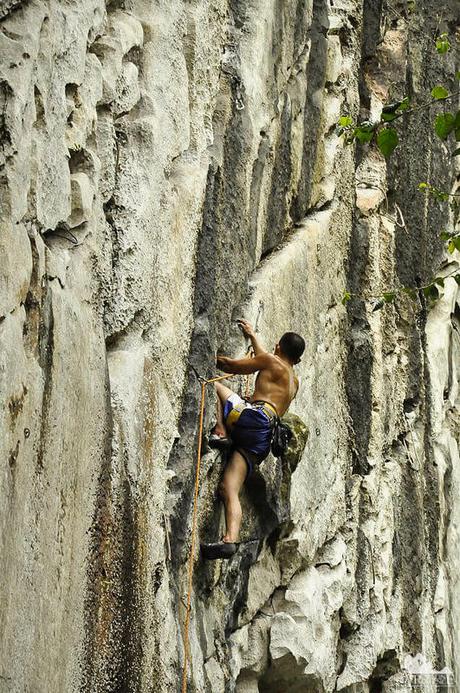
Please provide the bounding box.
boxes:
[181,370,236,693]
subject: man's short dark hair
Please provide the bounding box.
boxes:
[279,332,305,362]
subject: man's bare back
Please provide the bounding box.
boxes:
[216,319,299,417]
[250,354,298,416]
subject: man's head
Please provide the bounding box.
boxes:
[276,332,305,364]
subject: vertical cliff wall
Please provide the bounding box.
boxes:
[0,0,459,691]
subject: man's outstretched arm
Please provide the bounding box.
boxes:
[217,352,272,375]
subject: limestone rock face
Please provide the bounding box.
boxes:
[0,1,459,692]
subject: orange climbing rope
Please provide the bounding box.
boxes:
[181,371,236,693]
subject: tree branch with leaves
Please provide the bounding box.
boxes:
[338,26,460,311]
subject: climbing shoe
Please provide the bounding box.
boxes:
[201,541,239,560]
[208,434,232,450]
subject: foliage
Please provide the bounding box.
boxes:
[436,33,451,54]
[341,260,460,312]
[338,23,460,311]
[376,127,399,157]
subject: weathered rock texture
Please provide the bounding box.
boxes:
[0,0,459,691]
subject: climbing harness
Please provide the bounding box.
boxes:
[181,369,236,693]
[270,416,292,457]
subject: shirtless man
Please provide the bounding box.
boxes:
[202,320,305,560]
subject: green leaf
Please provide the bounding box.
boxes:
[434,277,445,287]
[455,110,460,141]
[440,230,452,240]
[434,189,450,202]
[431,85,449,100]
[355,130,374,143]
[338,115,353,128]
[448,239,456,254]
[434,112,455,140]
[456,71,460,81]
[420,183,450,202]
[453,236,460,251]
[398,97,410,112]
[452,147,460,156]
[436,34,451,54]
[423,284,440,300]
[403,286,418,300]
[383,292,396,303]
[377,127,399,157]
[381,112,398,122]
[342,291,351,305]
[381,98,410,121]
[354,122,375,143]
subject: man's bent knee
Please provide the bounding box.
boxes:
[215,381,235,401]
[219,478,240,501]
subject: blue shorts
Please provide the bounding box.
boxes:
[223,393,274,474]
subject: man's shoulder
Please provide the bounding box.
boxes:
[256,352,281,372]
[269,354,292,376]
[251,351,277,371]
[265,353,283,366]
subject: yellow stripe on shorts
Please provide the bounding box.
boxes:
[226,405,244,429]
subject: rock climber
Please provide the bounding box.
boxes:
[201,319,305,560]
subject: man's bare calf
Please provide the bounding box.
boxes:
[218,450,247,543]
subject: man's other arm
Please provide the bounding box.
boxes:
[217,352,273,375]
[237,319,266,356]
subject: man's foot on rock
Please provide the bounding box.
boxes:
[208,433,232,449]
[200,541,239,560]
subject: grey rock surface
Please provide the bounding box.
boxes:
[0,0,459,692]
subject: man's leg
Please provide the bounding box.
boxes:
[218,450,248,542]
[213,382,235,437]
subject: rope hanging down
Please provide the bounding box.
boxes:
[181,371,236,693]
